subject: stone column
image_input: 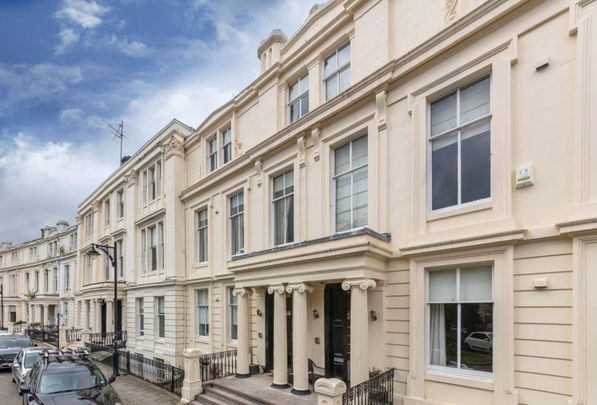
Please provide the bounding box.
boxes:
[106,299,113,333]
[287,283,312,395]
[342,279,377,386]
[314,378,346,405]
[43,304,49,326]
[233,287,252,378]
[36,305,42,325]
[84,301,90,331]
[181,348,203,404]
[267,284,288,388]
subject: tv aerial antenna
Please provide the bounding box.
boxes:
[109,121,127,162]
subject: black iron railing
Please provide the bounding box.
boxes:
[343,368,395,405]
[66,328,83,342]
[12,323,25,334]
[25,327,58,346]
[198,350,237,381]
[84,343,184,397]
[88,331,127,347]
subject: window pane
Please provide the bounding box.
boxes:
[460,77,490,124]
[325,77,338,100]
[429,269,457,302]
[273,174,285,198]
[300,94,309,116]
[324,53,337,77]
[290,101,299,123]
[338,67,350,93]
[461,303,493,372]
[352,136,368,167]
[335,174,351,231]
[286,197,294,243]
[431,92,457,136]
[285,171,294,192]
[338,43,350,66]
[334,143,350,174]
[460,267,492,301]
[430,303,457,369]
[299,74,308,93]
[352,167,368,227]
[274,200,286,246]
[461,122,491,204]
[431,134,458,210]
[289,81,298,101]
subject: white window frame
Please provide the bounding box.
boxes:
[137,298,144,336]
[117,189,125,219]
[52,268,58,293]
[116,239,124,279]
[229,192,244,257]
[272,170,295,246]
[288,72,309,123]
[228,288,238,342]
[156,297,165,339]
[196,209,208,265]
[142,161,162,204]
[104,198,110,227]
[426,266,494,381]
[196,289,209,338]
[64,264,70,291]
[332,135,368,233]
[85,213,93,239]
[427,76,492,214]
[140,221,164,273]
[207,137,218,172]
[323,42,350,101]
[221,127,232,165]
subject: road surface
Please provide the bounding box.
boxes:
[0,369,21,405]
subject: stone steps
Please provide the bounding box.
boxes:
[193,381,276,405]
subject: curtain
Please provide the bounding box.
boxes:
[430,304,446,366]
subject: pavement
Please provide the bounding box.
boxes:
[0,369,23,405]
[96,362,180,405]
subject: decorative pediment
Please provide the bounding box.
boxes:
[162,135,185,159]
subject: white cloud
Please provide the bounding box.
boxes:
[55,28,80,55]
[0,63,83,115]
[0,132,114,243]
[107,34,150,57]
[56,0,109,29]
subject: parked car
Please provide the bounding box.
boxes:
[20,349,122,405]
[11,347,44,391]
[463,331,493,352]
[0,335,34,369]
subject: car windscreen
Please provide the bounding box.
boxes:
[0,337,33,348]
[38,365,107,394]
[24,352,41,368]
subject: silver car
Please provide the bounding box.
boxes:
[12,347,44,389]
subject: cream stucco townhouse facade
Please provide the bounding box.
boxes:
[27,0,597,404]
[0,221,78,329]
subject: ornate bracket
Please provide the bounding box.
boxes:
[311,127,321,161]
[267,284,286,295]
[125,169,138,187]
[286,282,313,294]
[255,160,263,187]
[162,135,185,159]
[297,136,306,168]
[376,90,387,131]
[445,0,457,22]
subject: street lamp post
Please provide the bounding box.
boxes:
[0,284,4,331]
[85,242,119,379]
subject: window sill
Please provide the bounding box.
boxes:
[427,200,492,222]
[155,338,166,344]
[426,369,493,391]
[195,336,209,343]
[194,263,208,269]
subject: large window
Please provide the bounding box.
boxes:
[196,209,208,264]
[430,76,491,211]
[156,297,165,339]
[196,289,209,337]
[116,239,124,278]
[288,73,309,123]
[9,306,16,323]
[117,189,125,219]
[208,137,218,172]
[221,127,232,165]
[52,268,58,292]
[273,170,294,246]
[140,221,164,273]
[428,266,493,376]
[229,192,244,256]
[104,199,110,227]
[324,43,350,101]
[137,298,144,336]
[228,288,238,341]
[64,265,70,291]
[334,135,368,232]
[85,213,93,239]
[142,161,162,204]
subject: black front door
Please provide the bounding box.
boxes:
[325,284,350,383]
[265,294,293,373]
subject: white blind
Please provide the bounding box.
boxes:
[460,77,490,124]
[460,266,492,301]
[429,269,457,302]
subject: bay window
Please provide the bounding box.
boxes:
[428,266,493,376]
[430,76,491,211]
[334,135,368,232]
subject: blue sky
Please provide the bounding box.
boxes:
[0,0,315,243]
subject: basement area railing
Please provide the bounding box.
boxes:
[198,350,237,381]
[343,368,395,405]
